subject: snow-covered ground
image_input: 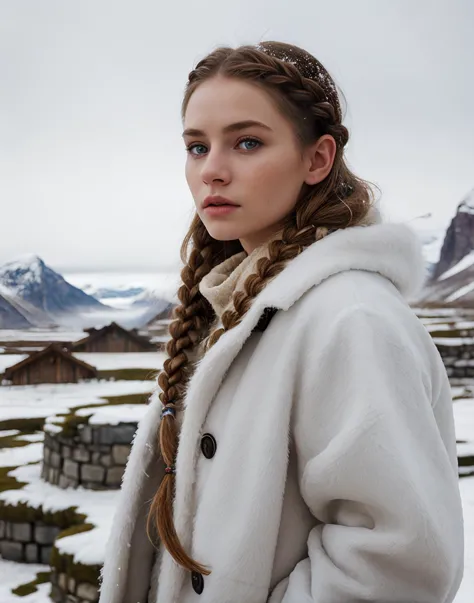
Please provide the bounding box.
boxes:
[0,352,166,373]
[0,385,473,601]
[0,380,155,425]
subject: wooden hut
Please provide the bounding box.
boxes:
[3,343,97,385]
[71,321,155,353]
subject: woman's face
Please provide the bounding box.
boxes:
[183,76,336,253]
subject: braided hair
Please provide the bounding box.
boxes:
[146,41,378,575]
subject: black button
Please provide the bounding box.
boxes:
[201,433,217,459]
[191,571,204,594]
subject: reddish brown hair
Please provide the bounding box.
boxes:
[146,41,377,575]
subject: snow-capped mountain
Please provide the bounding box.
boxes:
[417,188,474,306]
[0,254,107,317]
[0,254,112,328]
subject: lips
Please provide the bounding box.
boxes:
[202,195,239,209]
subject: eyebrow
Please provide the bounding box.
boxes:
[182,120,272,138]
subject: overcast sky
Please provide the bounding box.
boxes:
[1,0,473,272]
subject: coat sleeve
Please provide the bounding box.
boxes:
[269,305,464,603]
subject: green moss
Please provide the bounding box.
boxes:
[56,413,90,438]
[0,417,45,432]
[0,500,87,528]
[11,572,50,597]
[97,367,157,381]
[458,455,474,467]
[0,435,31,449]
[51,527,101,585]
[0,466,26,493]
[429,328,474,338]
[99,391,152,405]
[56,522,95,540]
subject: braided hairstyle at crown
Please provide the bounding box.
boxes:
[146,40,378,574]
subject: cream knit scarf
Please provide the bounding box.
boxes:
[199,234,282,321]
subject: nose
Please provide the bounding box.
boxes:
[200,149,231,185]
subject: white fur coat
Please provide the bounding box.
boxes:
[98,221,464,603]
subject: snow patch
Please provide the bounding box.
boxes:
[75,404,148,425]
[439,251,474,281]
[446,281,474,303]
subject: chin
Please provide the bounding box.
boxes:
[203,223,243,242]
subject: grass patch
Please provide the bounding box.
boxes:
[429,328,473,338]
[0,466,26,493]
[100,391,152,406]
[0,434,32,449]
[97,367,158,381]
[11,572,50,597]
[0,417,45,432]
[458,455,474,467]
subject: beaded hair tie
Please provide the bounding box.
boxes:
[161,406,176,419]
[164,465,176,475]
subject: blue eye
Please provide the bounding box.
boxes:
[186,144,207,156]
[237,137,262,151]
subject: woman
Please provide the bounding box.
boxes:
[98,41,464,603]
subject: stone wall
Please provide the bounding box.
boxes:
[434,339,474,379]
[0,519,60,564]
[41,422,137,490]
[50,567,100,603]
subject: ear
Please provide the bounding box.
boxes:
[303,135,337,186]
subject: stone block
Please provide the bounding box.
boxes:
[12,522,32,543]
[62,445,72,459]
[50,450,62,469]
[99,454,113,467]
[73,446,91,463]
[0,540,24,561]
[5,521,12,539]
[35,524,61,545]
[68,576,76,593]
[40,463,48,481]
[91,452,101,464]
[79,425,92,444]
[49,436,61,452]
[59,572,68,590]
[43,446,51,464]
[25,543,39,563]
[99,424,136,445]
[105,466,124,487]
[76,582,99,601]
[48,467,60,484]
[66,595,80,603]
[81,464,105,483]
[112,445,130,465]
[92,429,101,445]
[111,424,137,445]
[64,459,79,479]
[0,520,5,539]
[40,545,53,564]
[50,584,64,603]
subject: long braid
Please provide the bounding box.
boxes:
[146,222,228,575]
